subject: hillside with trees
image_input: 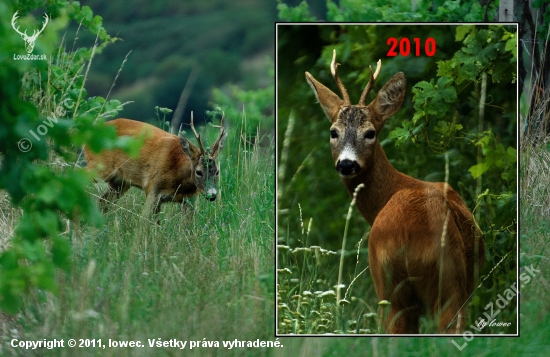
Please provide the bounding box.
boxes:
[73,0,276,125]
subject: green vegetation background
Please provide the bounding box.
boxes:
[70,0,276,123]
[1,0,275,356]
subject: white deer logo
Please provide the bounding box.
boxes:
[11,11,49,54]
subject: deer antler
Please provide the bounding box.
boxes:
[210,112,227,158]
[11,11,26,37]
[34,14,49,38]
[358,59,382,106]
[331,49,351,106]
[190,111,206,155]
[212,111,225,136]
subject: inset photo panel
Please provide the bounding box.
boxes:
[276,23,518,336]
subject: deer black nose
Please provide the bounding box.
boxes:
[336,159,360,176]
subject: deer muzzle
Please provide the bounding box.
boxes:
[205,188,217,201]
[336,159,360,177]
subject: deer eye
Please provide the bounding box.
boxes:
[330,130,338,139]
[365,130,376,139]
[195,170,203,177]
[215,170,220,176]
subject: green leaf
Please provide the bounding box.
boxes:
[81,6,93,23]
[89,15,103,34]
[505,36,517,61]
[36,182,62,204]
[30,262,57,292]
[388,121,413,146]
[469,162,489,178]
[15,215,39,241]
[0,286,23,314]
[436,60,455,78]
[411,110,425,125]
[277,0,316,21]
[22,239,46,262]
[52,236,72,271]
[436,76,453,88]
[506,147,517,163]
[34,211,60,237]
[456,25,474,41]
[0,250,18,270]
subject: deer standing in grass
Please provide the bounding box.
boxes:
[84,113,227,220]
[305,50,484,334]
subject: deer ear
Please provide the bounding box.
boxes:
[179,133,200,159]
[369,72,406,127]
[305,72,343,123]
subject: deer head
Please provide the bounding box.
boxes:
[178,112,227,201]
[11,11,49,54]
[305,50,406,178]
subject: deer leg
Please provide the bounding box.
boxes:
[435,225,469,334]
[387,304,421,334]
[434,271,468,334]
[370,247,423,334]
[438,305,466,334]
[386,279,422,334]
[143,187,163,224]
[144,195,161,214]
[100,180,129,211]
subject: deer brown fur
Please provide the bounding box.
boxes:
[305,50,484,334]
[84,115,227,218]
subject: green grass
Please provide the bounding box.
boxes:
[0,121,275,356]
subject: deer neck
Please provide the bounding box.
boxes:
[340,140,412,225]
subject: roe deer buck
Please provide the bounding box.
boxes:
[84,113,227,219]
[305,50,484,334]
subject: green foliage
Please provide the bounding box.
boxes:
[154,105,173,132]
[326,0,425,22]
[277,0,495,22]
[0,0,137,313]
[391,25,516,182]
[74,0,275,125]
[469,132,517,180]
[532,0,550,40]
[430,0,487,22]
[2,112,275,355]
[438,26,517,84]
[211,60,274,143]
[277,0,317,21]
[406,76,458,146]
